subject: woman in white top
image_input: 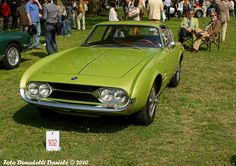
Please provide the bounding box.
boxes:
[109,1,119,21]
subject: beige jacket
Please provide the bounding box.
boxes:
[147,0,164,20]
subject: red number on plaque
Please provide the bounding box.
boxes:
[48,139,57,146]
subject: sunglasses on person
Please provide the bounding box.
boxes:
[210,15,216,17]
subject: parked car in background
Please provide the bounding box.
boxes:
[0,29,32,69]
[20,21,184,125]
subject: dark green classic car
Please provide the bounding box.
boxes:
[0,29,33,69]
[20,21,184,125]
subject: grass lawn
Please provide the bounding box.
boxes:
[0,15,236,165]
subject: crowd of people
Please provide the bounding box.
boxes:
[0,0,88,55]
[0,0,234,54]
[109,0,231,52]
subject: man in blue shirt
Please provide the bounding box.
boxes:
[25,0,42,49]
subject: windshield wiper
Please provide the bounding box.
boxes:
[89,44,116,48]
[117,43,141,50]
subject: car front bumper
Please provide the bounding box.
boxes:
[20,89,132,116]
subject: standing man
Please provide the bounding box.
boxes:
[43,0,58,55]
[77,0,86,30]
[17,0,29,32]
[1,0,11,30]
[164,0,172,21]
[215,0,228,42]
[25,0,42,49]
[9,0,18,30]
[147,0,164,22]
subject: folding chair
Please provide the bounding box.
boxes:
[200,32,221,51]
[178,28,194,49]
[184,33,194,48]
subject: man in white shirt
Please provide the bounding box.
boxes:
[147,0,164,22]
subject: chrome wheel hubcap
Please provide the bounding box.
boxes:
[176,66,180,81]
[7,47,19,66]
[148,87,156,118]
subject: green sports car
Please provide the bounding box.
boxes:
[0,29,33,69]
[20,21,184,125]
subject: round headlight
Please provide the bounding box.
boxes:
[27,83,39,95]
[100,89,113,102]
[38,83,51,98]
[114,90,127,103]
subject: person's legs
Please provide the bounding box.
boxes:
[221,22,227,42]
[33,22,41,48]
[77,14,82,30]
[3,16,9,30]
[179,28,187,43]
[51,25,58,53]
[11,13,17,29]
[193,38,202,51]
[45,24,54,55]
[67,19,71,34]
[167,6,170,20]
[82,13,85,30]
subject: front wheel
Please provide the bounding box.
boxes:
[169,63,181,87]
[2,43,21,69]
[135,85,157,125]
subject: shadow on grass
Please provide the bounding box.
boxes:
[21,58,30,63]
[230,155,236,166]
[13,104,131,133]
[30,51,48,58]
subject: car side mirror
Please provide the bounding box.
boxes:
[168,41,176,48]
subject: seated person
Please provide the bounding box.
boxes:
[179,9,199,44]
[193,11,221,52]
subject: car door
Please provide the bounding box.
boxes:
[160,25,179,81]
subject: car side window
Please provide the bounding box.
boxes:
[161,26,173,47]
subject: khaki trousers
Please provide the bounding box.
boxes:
[221,22,227,42]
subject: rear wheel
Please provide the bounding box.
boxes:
[2,43,21,69]
[135,85,157,125]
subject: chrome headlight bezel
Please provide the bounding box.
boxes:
[98,88,129,108]
[26,82,52,99]
[38,83,52,98]
[27,82,39,95]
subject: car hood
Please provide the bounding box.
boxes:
[43,47,156,78]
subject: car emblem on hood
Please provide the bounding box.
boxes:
[71,76,78,80]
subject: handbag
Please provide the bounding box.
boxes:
[27,24,37,36]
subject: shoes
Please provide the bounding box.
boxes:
[193,48,198,53]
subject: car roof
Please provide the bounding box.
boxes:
[96,21,166,28]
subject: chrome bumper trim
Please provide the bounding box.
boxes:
[20,89,130,113]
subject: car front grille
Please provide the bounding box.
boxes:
[47,83,101,104]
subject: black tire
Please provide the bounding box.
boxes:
[135,85,157,126]
[169,63,181,87]
[195,9,203,18]
[2,43,21,69]
[37,106,56,117]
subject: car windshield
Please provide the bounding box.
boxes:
[82,25,163,48]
